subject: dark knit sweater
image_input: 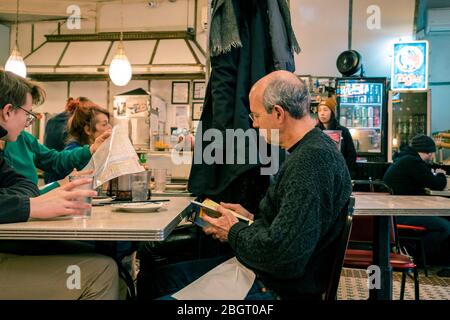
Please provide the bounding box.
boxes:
[0,127,39,224]
[228,128,352,299]
[0,157,39,223]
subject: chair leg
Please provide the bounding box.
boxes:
[400,271,406,300]
[118,262,136,300]
[413,268,420,301]
[419,239,428,277]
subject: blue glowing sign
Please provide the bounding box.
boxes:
[391,41,428,91]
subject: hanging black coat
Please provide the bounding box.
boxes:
[188,0,298,213]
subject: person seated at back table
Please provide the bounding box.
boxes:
[64,99,112,151]
[0,69,119,299]
[316,95,357,177]
[64,99,135,261]
[383,134,450,269]
[43,97,90,183]
[139,70,352,300]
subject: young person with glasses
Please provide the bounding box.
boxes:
[0,69,119,299]
[0,80,110,194]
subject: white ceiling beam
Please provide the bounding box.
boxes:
[0,0,97,20]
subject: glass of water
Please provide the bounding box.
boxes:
[68,175,94,219]
[131,171,148,201]
[153,168,167,193]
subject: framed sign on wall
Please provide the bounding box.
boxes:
[192,102,204,120]
[172,81,190,104]
[193,81,206,100]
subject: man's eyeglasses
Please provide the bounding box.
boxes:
[16,105,39,127]
[248,112,259,122]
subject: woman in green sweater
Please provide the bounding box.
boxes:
[0,128,110,194]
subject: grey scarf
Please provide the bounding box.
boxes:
[209,0,242,57]
[209,0,301,57]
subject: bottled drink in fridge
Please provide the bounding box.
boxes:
[374,107,380,127]
[408,117,414,141]
[402,118,408,135]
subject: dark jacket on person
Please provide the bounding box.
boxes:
[228,128,352,299]
[189,0,298,214]
[44,111,70,152]
[0,126,40,224]
[316,117,357,177]
[383,146,447,195]
[43,111,70,183]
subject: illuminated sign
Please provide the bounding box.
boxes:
[391,41,428,91]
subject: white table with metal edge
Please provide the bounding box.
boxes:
[425,188,450,197]
[0,197,194,241]
[353,193,450,301]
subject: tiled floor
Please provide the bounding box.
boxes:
[338,267,450,300]
[134,259,449,300]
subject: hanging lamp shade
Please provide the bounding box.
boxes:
[109,42,132,86]
[5,45,27,78]
[6,0,27,78]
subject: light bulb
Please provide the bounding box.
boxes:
[5,45,27,78]
[109,43,132,86]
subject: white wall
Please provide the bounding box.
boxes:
[290,0,415,77]
[426,34,450,133]
[0,24,9,66]
[196,0,208,52]
[97,0,194,32]
[37,81,68,114]
[291,0,349,77]
[351,0,415,77]
[151,79,194,134]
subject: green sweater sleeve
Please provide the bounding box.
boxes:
[23,131,92,179]
[39,181,60,195]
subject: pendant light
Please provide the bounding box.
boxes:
[5,0,27,78]
[109,0,132,86]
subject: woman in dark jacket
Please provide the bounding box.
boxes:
[316,96,357,176]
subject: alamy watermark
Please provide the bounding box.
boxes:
[367,265,381,290]
[171,122,280,176]
[366,5,381,30]
[66,5,81,30]
[66,265,81,290]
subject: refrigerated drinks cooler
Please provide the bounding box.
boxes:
[336,77,388,162]
[387,90,431,161]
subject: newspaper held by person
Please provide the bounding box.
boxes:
[83,125,145,188]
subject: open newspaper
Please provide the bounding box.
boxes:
[83,125,145,189]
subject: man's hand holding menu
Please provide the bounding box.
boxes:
[193,199,254,243]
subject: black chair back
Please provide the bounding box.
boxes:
[324,197,355,300]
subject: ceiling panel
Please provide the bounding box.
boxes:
[59,41,110,65]
[152,39,195,64]
[104,40,157,65]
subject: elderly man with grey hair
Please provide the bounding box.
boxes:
[140,70,352,300]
